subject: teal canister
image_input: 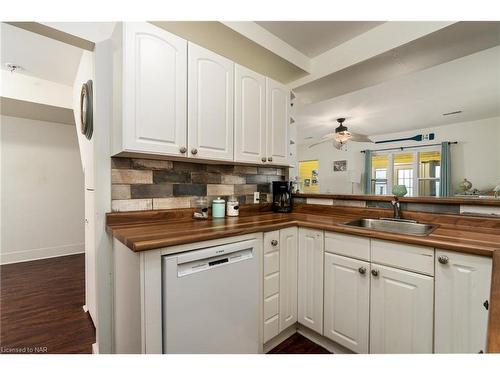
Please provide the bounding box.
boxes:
[212,197,226,218]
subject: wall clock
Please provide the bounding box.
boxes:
[80,80,93,140]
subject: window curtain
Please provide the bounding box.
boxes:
[363,150,372,194]
[440,142,452,197]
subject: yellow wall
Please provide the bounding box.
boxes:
[299,160,319,192]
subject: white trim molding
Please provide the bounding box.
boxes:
[0,242,85,265]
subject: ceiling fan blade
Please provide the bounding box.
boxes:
[308,139,332,148]
[349,133,373,143]
[320,133,335,140]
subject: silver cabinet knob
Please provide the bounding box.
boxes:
[271,239,278,246]
[371,269,379,277]
[191,148,198,155]
[268,157,273,162]
[358,267,366,275]
[438,255,449,264]
[261,157,267,162]
[179,146,187,154]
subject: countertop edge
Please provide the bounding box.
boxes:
[108,218,498,256]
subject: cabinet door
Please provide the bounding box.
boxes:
[266,78,289,165]
[188,43,234,161]
[263,231,280,343]
[298,228,324,334]
[123,22,187,156]
[279,227,298,332]
[435,250,492,353]
[370,264,434,353]
[234,64,266,164]
[324,253,370,353]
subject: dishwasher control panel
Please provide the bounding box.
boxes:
[177,248,253,277]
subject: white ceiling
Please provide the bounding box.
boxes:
[295,46,500,143]
[40,22,116,43]
[1,22,83,86]
[256,21,384,58]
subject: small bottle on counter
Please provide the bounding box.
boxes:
[226,196,239,217]
[193,197,208,219]
[212,197,226,218]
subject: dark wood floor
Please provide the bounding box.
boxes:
[0,254,95,354]
[268,333,331,354]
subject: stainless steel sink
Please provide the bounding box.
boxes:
[343,218,437,236]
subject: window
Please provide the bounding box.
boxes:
[394,153,414,196]
[397,169,414,196]
[418,151,441,197]
[371,154,389,195]
[370,147,441,197]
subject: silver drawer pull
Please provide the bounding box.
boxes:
[438,255,449,264]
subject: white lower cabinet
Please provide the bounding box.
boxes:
[298,228,324,335]
[434,249,492,353]
[263,228,299,343]
[324,253,370,353]
[370,264,434,353]
[279,227,298,332]
[261,229,492,354]
[263,231,280,343]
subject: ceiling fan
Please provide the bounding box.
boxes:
[309,118,373,149]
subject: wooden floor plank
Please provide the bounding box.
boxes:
[0,254,95,354]
[268,333,331,354]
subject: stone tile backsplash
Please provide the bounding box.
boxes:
[111,157,287,212]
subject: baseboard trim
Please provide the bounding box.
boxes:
[92,342,99,354]
[0,243,84,265]
[82,305,89,313]
[263,324,297,353]
[297,324,354,354]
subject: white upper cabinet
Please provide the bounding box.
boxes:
[324,253,370,353]
[234,64,266,164]
[266,78,290,166]
[434,250,492,353]
[279,227,298,332]
[188,43,234,161]
[370,264,434,353]
[120,22,188,156]
[298,228,324,335]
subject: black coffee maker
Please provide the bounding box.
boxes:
[272,181,293,213]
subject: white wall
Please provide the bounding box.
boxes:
[297,116,500,194]
[0,115,84,264]
[0,70,73,108]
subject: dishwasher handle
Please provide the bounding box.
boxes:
[176,239,257,264]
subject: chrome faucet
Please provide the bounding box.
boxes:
[391,196,401,219]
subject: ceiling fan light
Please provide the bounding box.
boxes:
[335,131,352,143]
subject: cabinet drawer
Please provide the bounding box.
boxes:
[325,232,370,261]
[264,251,279,276]
[264,272,279,298]
[263,315,279,343]
[371,239,434,276]
[264,231,280,254]
[264,294,279,321]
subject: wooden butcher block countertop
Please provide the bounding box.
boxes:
[107,203,500,256]
[107,203,500,353]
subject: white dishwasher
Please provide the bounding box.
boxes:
[162,239,260,353]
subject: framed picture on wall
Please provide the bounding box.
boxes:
[333,160,347,172]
